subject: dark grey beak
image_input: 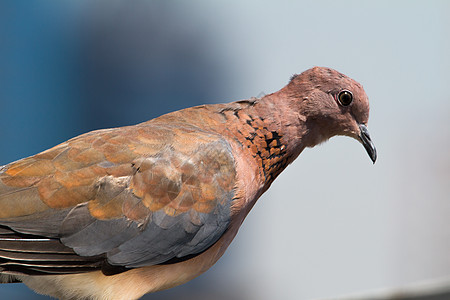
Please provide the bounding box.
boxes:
[359,124,377,163]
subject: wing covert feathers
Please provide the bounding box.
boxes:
[0,123,237,275]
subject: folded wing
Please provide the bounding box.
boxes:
[0,123,236,276]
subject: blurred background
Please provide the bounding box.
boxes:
[0,1,449,299]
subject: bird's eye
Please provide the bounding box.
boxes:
[337,90,353,106]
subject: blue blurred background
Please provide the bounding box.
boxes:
[0,1,449,299]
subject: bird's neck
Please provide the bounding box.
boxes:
[208,92,310,190]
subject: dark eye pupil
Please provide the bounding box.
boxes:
[338,91,353,106]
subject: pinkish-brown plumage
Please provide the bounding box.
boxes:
[0,67,376,299]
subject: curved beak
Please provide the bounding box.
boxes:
[359,124,377,163]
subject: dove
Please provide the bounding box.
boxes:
[0,67,376,299]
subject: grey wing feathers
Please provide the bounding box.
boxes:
[0,138,237,275]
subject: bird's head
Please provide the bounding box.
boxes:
[285,66,377,163]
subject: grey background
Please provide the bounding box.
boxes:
[0,1,449,299]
